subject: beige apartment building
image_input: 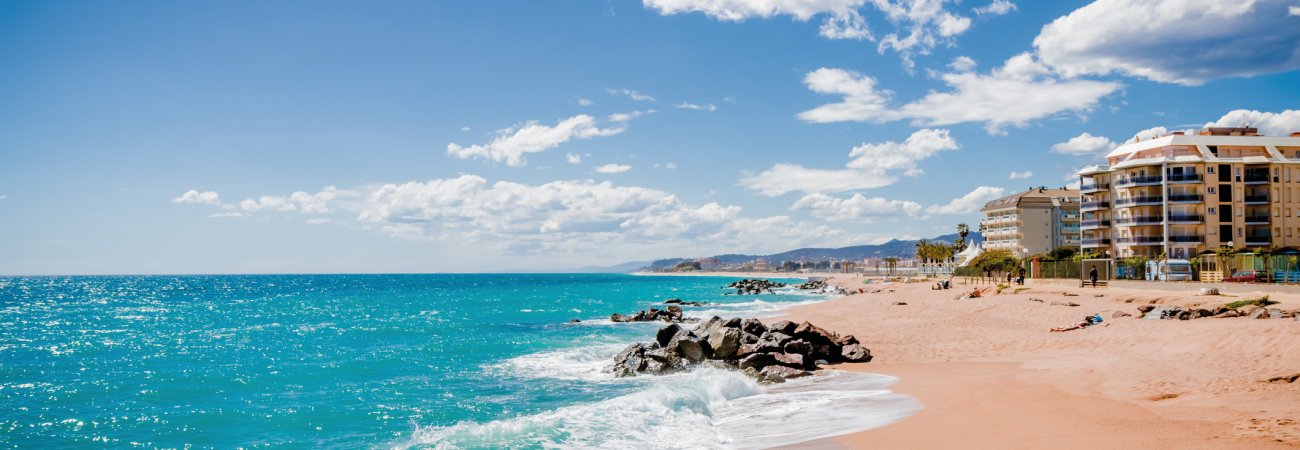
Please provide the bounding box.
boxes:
[1078,126,1300,260]
[979,187,1081,258]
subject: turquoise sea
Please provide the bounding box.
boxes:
[0,274,918,449]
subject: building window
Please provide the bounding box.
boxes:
[1208,186,1216,194]
[1238,228,1243,237]
[1208,207,1216,214]
[1208,166,1215,173]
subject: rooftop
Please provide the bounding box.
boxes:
[982,187,1080,212]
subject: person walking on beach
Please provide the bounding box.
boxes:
[1089,266,1098,287]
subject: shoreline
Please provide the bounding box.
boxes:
[769,276,1300,448]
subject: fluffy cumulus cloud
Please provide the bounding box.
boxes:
[1206,109,1300,137]
[446,115,628,167]
[974,0,1016,16]
[925,186,1006,214]
[741,128,958,196]
[239,186,338,214]
[1050,132,1119,156]
[594,163,632,174]
[172,189,220,205]
[948,55,976,72]
[356,175,860,255]
[799,53,1122,134]
[1008,170,1032,179]
[791,192,922,220]
[643,0,989,63]
[1034,0,1300,85]
[608,88,656,102]
[565,153,583,164]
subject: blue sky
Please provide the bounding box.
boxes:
[1,0,1298,274]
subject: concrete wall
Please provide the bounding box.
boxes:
[1029,277,1300,295]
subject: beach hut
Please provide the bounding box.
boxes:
[1271,248,1300,283]
[1197,250,1223,283]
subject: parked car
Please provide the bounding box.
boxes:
[1145,259,1193,281]
[1224,270,1264,283]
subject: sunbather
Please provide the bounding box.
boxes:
[1051,314,1103,332]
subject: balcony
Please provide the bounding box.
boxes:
[1082,238,1112,247]
[1245,233,1271,246]
[1244,195,1270,204]
[1165,173,1201,183]
[1244,215,1270,225]
[1116,235,1165,245]
[1080,183,1108,193]
[1166,214,1202,224]
[1114,175,1163,188]
[1166,194,1202,203]
[1081,219,1111,229]
[1112,235,1164,245]
[1114,216,1164,226]
[1060,213,1080,221]
[1168,235,1203,243]
[1244,173,1270,184]
[1113,196,1163,208]
[1081,201,1110,211]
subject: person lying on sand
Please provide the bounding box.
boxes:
[1051,314,1103,332]
[965,287,982,299]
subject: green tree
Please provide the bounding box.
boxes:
[955,223,970,252]
[1047,246,1077,261]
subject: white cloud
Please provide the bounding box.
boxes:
[208,212,244,218]
[356,174,862,255]
[664,162,678,170]
[741,128,958,196]
[948,56,976,72]
[172,189,221,205]
[872,0,972,69]
[238,186,338,214]
[798,53,1122,134]
[1205,109,1300,137]
[305,218,332,225]
[460,126,471,132]
[565,153,583,164]
[1291,5,1300,15]
[975,0,1016,16]
[1126,126,1169,143]
[1034,0,1300,85]
[1008,170,1033,179]
[674,102,718,111]
[609,109,654,122]
[607,88,656,102]
[819,10,873,40]
[577,98,593,106]
[642,0,863,21]
[1050,132,1119,156]
[446,115,628,167]
[791,192,922,220]
[0,195,7,200]
[594,163,632,174]
[926,186,1006,215]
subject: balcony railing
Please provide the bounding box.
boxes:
[1166,194,1202,203]
[1114,216,1163,226]
[1081,219,1111,228]
[1114,196,1163,207]
[1080,183,1108,192]
[1082,201,1110,210]
[1166,214,1202,223]
[1165,174,1200,183]
[1114,176,1163,188]
[1245,234,1272,245]
[1244,174,1270,184]
[1244,215,1270,224]
[1168,235,1202,243]
[1116,236,1165,245]
[1245,195,1270,204]
[1081,238,1112,247]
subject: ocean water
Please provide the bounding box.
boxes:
[0,274,919,449]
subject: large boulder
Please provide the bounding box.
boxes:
[665,305,684,321]
[758,365,810,383]
[769,320,797,335]
[708,328,741,359]
[1248,308,1271,320]
[694,316,725,336]
[783,339,811,355]
[675,335,711,363]
[735,343,762,358]
[740,318,767,336]
[612,342,656,377]
[656,324,685,348]
[757,331,792,353]
[738,352,779,371]
[643,347,685,375]
[841,344,872,362]
[834,334,859,347]
[724,317,743,329]
[772,352,805,369]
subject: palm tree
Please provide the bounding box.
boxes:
[956,223,970,252]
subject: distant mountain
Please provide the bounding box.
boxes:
[639,232,983,271]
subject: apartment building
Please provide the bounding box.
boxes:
[979,187,1081,258]
[1078,126,1300,259]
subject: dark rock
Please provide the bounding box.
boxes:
[1267,308,1287,319]
[675,336,710,363]
[569,319,581,323]
[834,334,859,347]
[1050,301,1080,307]
[757,331,792,352]
[740,318,767,336]
[728,279,787,295]
[1213,309,1240,318]
[1249,308,1270,320]
[708,328,741,359]
[656,324,685,348]
[735,342,762,358]
[738,352,779,371]
[1028,297,1045,303]
[841,344,872,362]
[769,320,797,335]
[772,352,805,369]
[611,313,631,322]
[1137,305,1156,313]
[1111,311,1132,319]
[665,305,683,321]
[644,347,685,374]
[740,332,761,345]
[1142,306,1183,320]
[783,339,811,355]
[724,317,743,329]
[893,302,908,305]
[694,316,725,336]
[758,365,810,383]
[612,342,656,377]
[664,298,708,307]
[1265,373,1300,383]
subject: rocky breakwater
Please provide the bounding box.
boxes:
[729,279,786,295]
[610,305,699,323]
[610,317,872,383]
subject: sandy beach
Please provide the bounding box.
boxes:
[772,277,1300,449]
